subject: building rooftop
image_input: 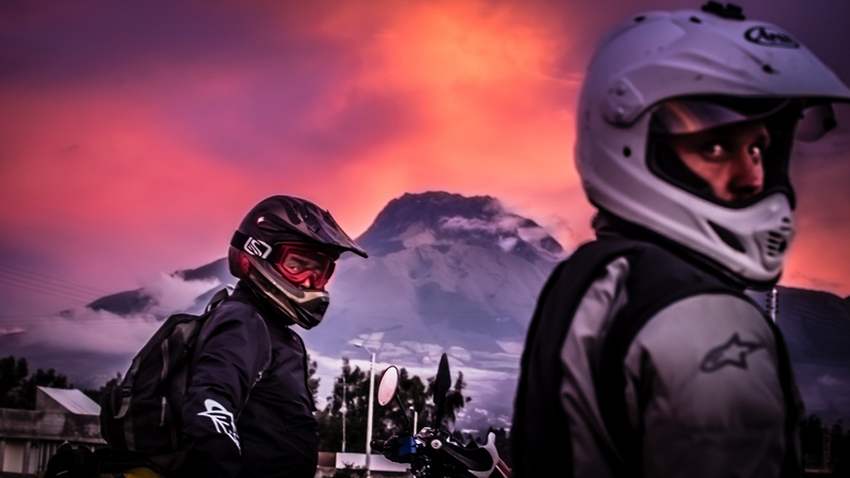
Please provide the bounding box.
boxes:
[36,386,101,416]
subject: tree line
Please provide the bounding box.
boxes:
[314,357,471,453]
[3,353,846,473]
[800,414,850,475]
[0,354,475,454]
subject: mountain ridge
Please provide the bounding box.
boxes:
[3,190,849,426]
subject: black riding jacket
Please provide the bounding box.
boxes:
[178,282,318,478]
[513,225,800,477]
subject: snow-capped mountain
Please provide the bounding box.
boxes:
[313,191,564,351]
[3,191,849,428]
[90,191,563,346]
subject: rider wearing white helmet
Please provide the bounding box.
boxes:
[513,3,849,477]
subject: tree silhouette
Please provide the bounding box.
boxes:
[306,351,320,404]
[0,355,72,409]
[0,355,29,408]
[425,368,470,432]
[83,372,122,405]
[317,358,370,452]
[801,414,825,469]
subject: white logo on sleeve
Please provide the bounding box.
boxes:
[197,399,241,452]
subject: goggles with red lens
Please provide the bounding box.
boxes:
[272,244,337,290]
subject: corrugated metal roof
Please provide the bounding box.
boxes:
[37,387,101,416]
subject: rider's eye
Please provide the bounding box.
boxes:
[749,134,770,159]
[700,143,726,160]
[283,258,305,273]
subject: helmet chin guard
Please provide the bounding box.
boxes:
[247,256,330,329]
[576,7,850,287]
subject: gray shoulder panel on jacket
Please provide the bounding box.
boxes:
[625,293,786,478]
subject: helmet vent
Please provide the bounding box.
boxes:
[765,230,788,257]
[701,2,746,21]
[708,221,745,253]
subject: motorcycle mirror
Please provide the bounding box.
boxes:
[377,365,400,407]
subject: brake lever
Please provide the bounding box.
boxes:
[375,435,418,463]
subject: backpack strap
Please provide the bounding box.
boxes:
[204,287,233,314]
[209,285,272,388]
[235,316,272,421]
[192,285,273,419]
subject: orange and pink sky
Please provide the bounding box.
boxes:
[2,0,850,321]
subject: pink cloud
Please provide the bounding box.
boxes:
[0,0,848,308]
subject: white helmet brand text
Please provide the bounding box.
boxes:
[744,26,799,48]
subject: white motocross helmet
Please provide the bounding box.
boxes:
[576,2,850,287]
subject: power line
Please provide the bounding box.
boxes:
[0,270,99,302]
[0,275,92,304]
[0,312,164,325]
[0,272,94,302]
[0,264,110,295]
[0,264,107,295]
[0,302,169,323]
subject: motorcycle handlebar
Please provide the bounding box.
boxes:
[370,439,386,453]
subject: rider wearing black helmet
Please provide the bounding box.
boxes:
[180,195,366,477]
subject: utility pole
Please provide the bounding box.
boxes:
[340,374,347,452]
[354,341,379,478]
[365,350,376,478]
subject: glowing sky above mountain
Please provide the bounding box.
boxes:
[2,0,850,320]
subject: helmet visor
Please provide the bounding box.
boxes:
[647,97,801,209]
[273,245,337,291]
[650,98,790,136]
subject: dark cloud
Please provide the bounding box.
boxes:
[1,1,423,169]
[1,1,269,85]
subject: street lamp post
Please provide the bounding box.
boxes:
[354,343,378,478]
[365,350,376,477]
[409,405,418,435]
[340,374,347,452]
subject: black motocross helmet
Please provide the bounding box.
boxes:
[228,195,367,329]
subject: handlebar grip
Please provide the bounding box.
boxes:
[370,439,386,453]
